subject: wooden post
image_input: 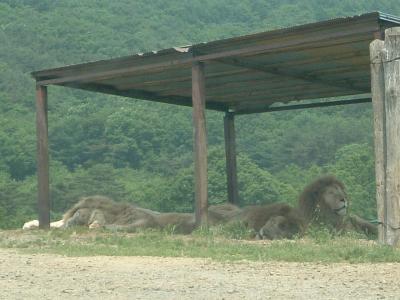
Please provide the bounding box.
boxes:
[370,39,387,243]
[192,62,208,227]
[36,84,50,229]
[371,27,400,246]
[224,112,239,204]
[382,28,400,246]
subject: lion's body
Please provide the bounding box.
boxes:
[153,212,195,234]
[208,203,241,225]
[258,214,304,240]
[63,195,199,234]
[235,203,292,231]
[228,202,305,239]
[63,195,158,229]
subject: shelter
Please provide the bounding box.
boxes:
[32,12,400,245]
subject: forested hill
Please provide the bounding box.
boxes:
[1,0,399,228]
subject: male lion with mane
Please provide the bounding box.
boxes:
[298,175,377,236]
[229,175,377,240]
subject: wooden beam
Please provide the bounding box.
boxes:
[215,56,365,93]
[34,53,194,86]
[382,27,400,246]
[370,39,387,244]
[36,85,50,229]
[224,112,239,204]
[193,22,378,62]
[192,62,208,227]
[61,82,228,112]
[235,97,371,115]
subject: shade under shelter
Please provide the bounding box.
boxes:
[32,12,400,245]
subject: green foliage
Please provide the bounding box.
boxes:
[0,172,36,228]
[0,116,36,179]
[1,0,398,228]
[163,147,298,211]
[238,110,373,172]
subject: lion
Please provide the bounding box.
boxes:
[63,195,199,234]
[63,195,158,229]
[222,175,376,240]
[297,175,377,236]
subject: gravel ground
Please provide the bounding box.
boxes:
[1,249,400,299]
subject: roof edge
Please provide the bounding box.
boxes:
[31,11,398,80]
[378,11,400,24]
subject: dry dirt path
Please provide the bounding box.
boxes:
[1,249,399,299]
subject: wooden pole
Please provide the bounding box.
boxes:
[382,28,400,246]
[224,112,239,204]
[370,39,387,243]
[36,84,50,229]
[192,62,208,227]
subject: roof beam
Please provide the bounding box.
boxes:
[214,56,365,93]
[192,24,377,61]
[58,82,228,112]
[34,55,194,86]
[235,97,371,115]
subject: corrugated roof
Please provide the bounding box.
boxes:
[31,12,400,114]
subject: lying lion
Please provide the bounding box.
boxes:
[63,196,200,234]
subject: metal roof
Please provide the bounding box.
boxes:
[31,12,400,114]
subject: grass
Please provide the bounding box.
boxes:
[0,226,399,263]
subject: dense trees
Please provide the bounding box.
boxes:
[1,0,399,228]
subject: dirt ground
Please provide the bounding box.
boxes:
[1,249,400,299]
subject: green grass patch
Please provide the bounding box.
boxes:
[0,228,399,263]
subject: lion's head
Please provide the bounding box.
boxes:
[320,183,347,216]
[298,175,348,226]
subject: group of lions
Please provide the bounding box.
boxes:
[23,175,377,239]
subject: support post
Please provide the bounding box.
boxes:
[192,62,208,227]
[36,84,50,229]
[224,112,239,204]
[370,27,400,246]
[370,39,387,243]
[382,28,400,246]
